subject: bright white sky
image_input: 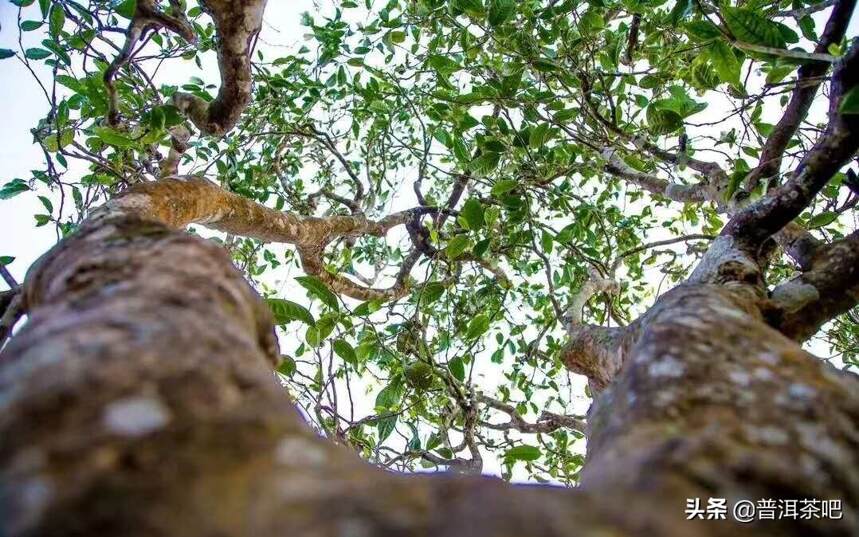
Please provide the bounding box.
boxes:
[0,0,317,284]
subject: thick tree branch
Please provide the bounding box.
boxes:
[105,177,433,300]
[561,269,625,393]
[771,230,859,341]
[744,0,857,191]
[172,0,268,136]
[775,0,837,17]
[622,14,641,65]
[602,148,708,202]
[0,289,24,348]
[479,394,586,434]
[723,40,859,249]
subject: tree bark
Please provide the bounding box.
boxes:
[1,189,857,536]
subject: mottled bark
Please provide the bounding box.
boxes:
[172,0,268,136]
[2,212,857,536]
[771,231,859,341]
[107,177,426,300]
[0,215,616,537]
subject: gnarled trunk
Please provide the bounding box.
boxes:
[1,200,857,536]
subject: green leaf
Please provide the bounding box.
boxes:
[267,298,315,325]
[669,0,692,25]
[37,195,53,213]
[487,0,515,27]
[722,6,786,49]
[448,356,465,381]
[24,48,51,60]
[49,4,65,36]
[377,415,397,442]
[505,444,541,461]
[20,20,42,31]
[93,126,135,148]
[839,87,859,115]
[807,211,838,228]
[529,123,550,148]
[305,316,335,347]
[579,9,605,35]
[115,0,137,19]
[647,107,683,134]
[765,64,795,85]
[706,40,742,89]
[0,49,15,60]
[460,198,484,231]
[469,152,501,174]
[296,275,340,311]
[418,281,446,305]
[685,20,720,41]
[491,179,518,197]
[651,86,707,118]
[446,235,471,260]
[465,314,490,340]
[375,383,402,410]
[798,15,817,41]
[724,169,746,201]
[333,339,358,365]
[389,30,406,44]
[427,55,460,76]
[0,256,15,266]
[540,230,553,254]
[0,179,30,199]
[276,356,296,377]
[353,300,381,316]
[44,130,74,152]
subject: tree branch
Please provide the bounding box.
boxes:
[723,40,859,249]
[105,177,434,300]
[104,0,196,127]
[602,148,708,203]
[479,394,586,434]
[744,0,857,190]
[172,0,268,136]
[771,230,859,341]
[560,269,625,394]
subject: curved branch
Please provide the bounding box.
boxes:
[104,177,432,301]
[172,0,268,136]
[602,148,708,203]
[561,269,626,394]
[771,230,859,341]
[104,0,196,127]
[479,394,586,434]
[744,0,857,190]
[723,40,859,249]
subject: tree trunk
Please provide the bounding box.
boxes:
[1,209,857,536]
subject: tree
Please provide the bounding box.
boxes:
[1,0,858,535]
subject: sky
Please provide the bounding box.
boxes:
[0,0,316,285]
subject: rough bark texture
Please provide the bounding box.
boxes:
[107,177,423,300]
[172,0,268,137]
[2,204,858,536]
